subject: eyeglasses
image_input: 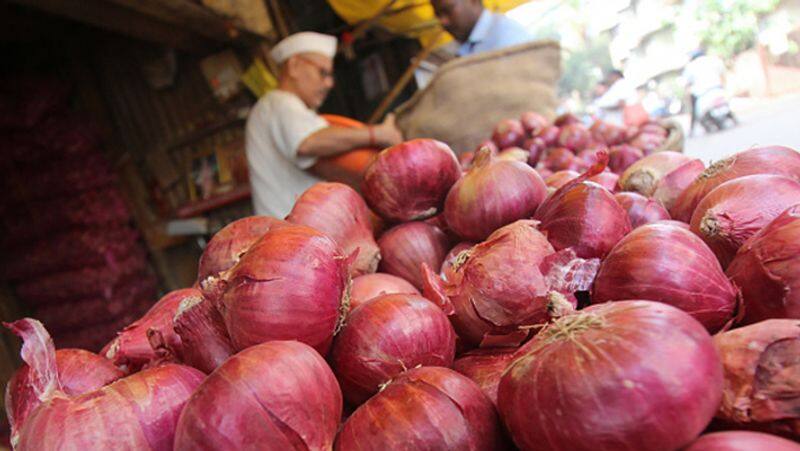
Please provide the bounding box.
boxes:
[296,55,334,80]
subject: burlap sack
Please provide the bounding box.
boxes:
[396,40,561,154]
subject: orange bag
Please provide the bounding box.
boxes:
[313,114,379,190]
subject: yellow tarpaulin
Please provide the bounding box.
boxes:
[327,0,528,47]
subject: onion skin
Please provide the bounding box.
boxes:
[331,294,456,405]
[690,174,800,268]
[5,348,123,441]
[619,151,694,196]
[608,144,644,174]
[535,155,632,259]
[362,139,461,222]
[172,295,235,374]
[335,366,503,451]
[174,341,342,451]
[615,192,671,228]
[672,146,800,222]
[498,301,723,451]
[377,221,450,290]
[220,223,349,355]
[727,205,800,323]
[440,241,474,281]
[684,431,800,451]
[444,149,547,241]
[712,319,800,437]
[104,288,199,371]
[651,158,705,212]
[492,118,526,148]
[287,182,381,276]
[593,222,738,332]
[350,273,419,312]
[452,348,517,406]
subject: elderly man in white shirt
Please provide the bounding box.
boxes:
[245,32,403,218]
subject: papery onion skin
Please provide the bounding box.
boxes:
[608,144,644,174]
[335,366,502,451]
[683,431,800,451]
[690,174,800,268]
[104,288,199,371]
[452,348,517,406]
[712,319,800,437]
[444,149,547,241]
[440,241,474,282]
[377,221,450,290]
[498,300,723,451]
[220,224,348,355]
[651,158,705,212]
[727,205,800,323]
[174,341,342,451]
[593,222,738,332]
[671,145,800,222]
[492,118,526,149]
[331,294,456,405]
[362,139,461,222]
[350,273,419,312]
[172,295,235,374]
[619,151,694,196]
[287,182,380,276]
[615,192,671,228]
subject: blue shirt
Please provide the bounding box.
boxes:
[457,9,533,57]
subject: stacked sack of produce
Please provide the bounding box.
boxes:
[3,116,800,450]
[0,77,157,352]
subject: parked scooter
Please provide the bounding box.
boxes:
[695,87,738,133]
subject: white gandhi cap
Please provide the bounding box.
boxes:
[270,32,338,64]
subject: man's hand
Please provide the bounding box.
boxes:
[374,113,404,148]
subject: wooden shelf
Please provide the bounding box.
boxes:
[174,184,251,219]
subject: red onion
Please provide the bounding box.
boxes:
[104,288,199,371]
[557,123,591,151]
[219,223,349,355]
[651,158,705,212]
[727,205,800,323]
[589,170,619,192]
[171,295,234,374]
[350,273,419,311]
[554,112,580,126]
[593,222,738,332]
[498,300,723,451]
[444,148,547,241]
[684,431,800,451]
[618,151,695,196]
[608,144,644,174]
[331,293,456,405]
[545,170,580,190]
[523,136,546,166]
[335,366,503,450]
[640,122,668,136]
[536,166,553,180]
[576,147,602,166]
[615,192,670,228]
[520,111,548,135]
[534,154,632,259]
[377,221,449,290]
[174,340,342,450]
[690,174,800,268]
[362,139,461,221]
[496,146,529,163]
[590,120,627,145]
[492,118,525,148]
[452,348,516,406]
[474,139,499,154]
[5,319,203,450]
[5,347,123,442]
[671,146,800,222]
[440,241,474,281]
[287,182,380,276]
[629,131,666,155]
[422,220,598,347]
[541,147,581,172]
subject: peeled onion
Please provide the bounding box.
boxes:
[444,148,547,241]
[336,366,502,450]
[672,146,800,222]
[727,205,800,323]
[690,174,800,268]
[651,158,705,212]
[491,118,525,148]
[713,319,800,438]
[174,341,342,450]
[377,221,449,290]
[608,144,643,174]
[684,431,800,451]
[498,300,723,451]
[287,182,380,276]
[350,273,419,311]
[452,348,516,406]
[219,223,349,355]
[331,293,456,405]
[362,139,461,222]
[618,151,695,196]
[593,222,738,332]
[614,192,670,228]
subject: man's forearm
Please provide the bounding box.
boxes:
[297,126,373,157]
